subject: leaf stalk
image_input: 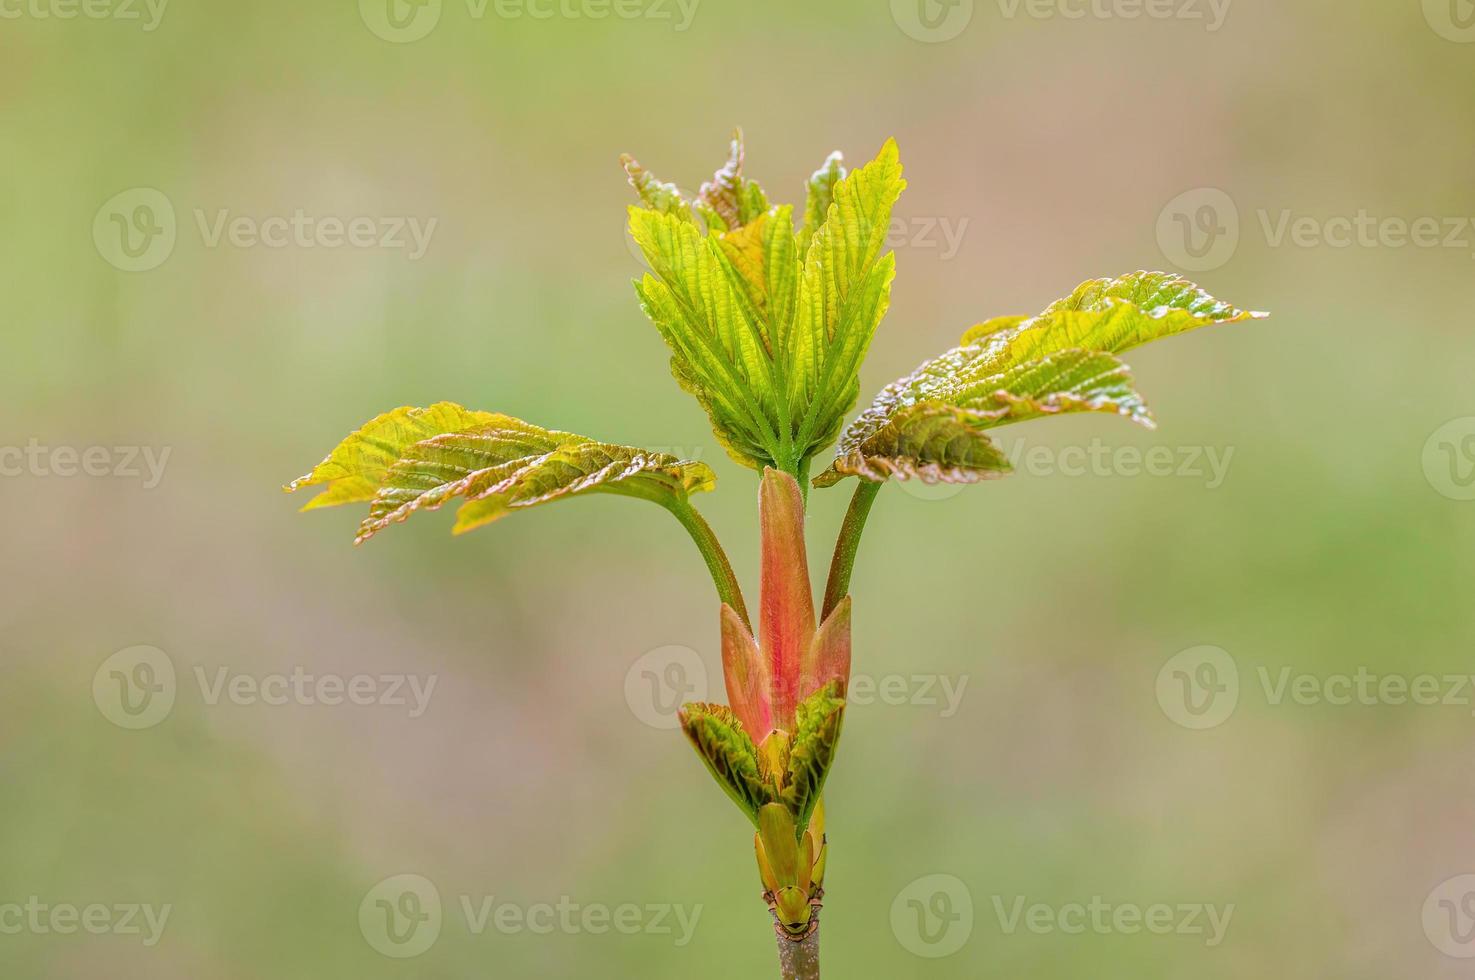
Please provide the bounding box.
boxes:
[668,499,751,629]
[822,479,880,618]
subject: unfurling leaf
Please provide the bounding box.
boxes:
[816,272,1267,486]
[797,151,845,255]
[285,404,715,543]
[679,702,768,824]
[782,682,845,836]
[696,128,770,233]
[620,154,694,221]
[623,136,905,475]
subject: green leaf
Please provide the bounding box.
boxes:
[959,270,1267,353]
[630,208,782,469]
[816,403,1014,486]
[679,702,769,825]
[781,681,845,836]
[624,137,906,477]
[285,405,715,543]
[284,402,499,510]
[816,272,1266,486]
[797,151,845,255]
[789,139,906,463]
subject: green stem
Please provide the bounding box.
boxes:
[822,480,881,618]
[776,928,821,980]
[669,500,750,629]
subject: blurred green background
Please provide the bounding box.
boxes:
[4,0,1474,976]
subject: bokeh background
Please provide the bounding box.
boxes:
[4,0,1475,976]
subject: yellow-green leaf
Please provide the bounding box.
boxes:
[284,402,499,511]
[790,139,906,462]
[679,701,768,826]
[630,207,782,469]
[781,681,845,835]
[286,406,715,543]
[817,272,1266,486]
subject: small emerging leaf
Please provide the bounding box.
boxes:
[679,702,769,825]
[797,151,845,255]
[781,681,845,836]
[696,128,770,233]
[620,154,694,221]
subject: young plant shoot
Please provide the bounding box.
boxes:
[285,130,1267,980]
